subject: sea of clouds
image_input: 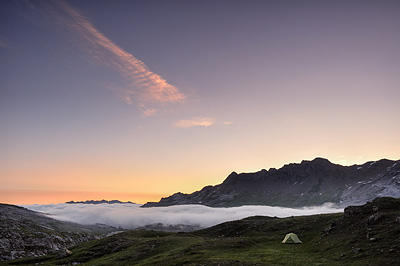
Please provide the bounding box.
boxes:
[24,203,343,229]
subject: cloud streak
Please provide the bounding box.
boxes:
[24,203,342,229]
[37,1,185,115]
[174,117,215,128]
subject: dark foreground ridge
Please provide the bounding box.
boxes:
[2,197,399,265]
[143,158,400,208]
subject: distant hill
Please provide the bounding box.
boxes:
[136,223,202,232]
[66,200,135,204]
[0,203,119,261]
[143,158,400,208]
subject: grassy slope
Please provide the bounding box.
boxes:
[2,197,399,266]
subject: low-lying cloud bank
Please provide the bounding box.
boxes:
[24,203,343,229]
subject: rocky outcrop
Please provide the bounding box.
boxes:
[143,158,400,208]
[0,204,117,261]
[344,197,400,219]
[0,222,97,261]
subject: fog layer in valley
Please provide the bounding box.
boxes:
[24,203,343,229]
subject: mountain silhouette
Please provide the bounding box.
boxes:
[143,158,400,208]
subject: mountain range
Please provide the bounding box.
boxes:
[143,158,400,208]
[66,200,135,204]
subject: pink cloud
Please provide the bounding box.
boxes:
[40,1,185,115]
[174,117,215,128]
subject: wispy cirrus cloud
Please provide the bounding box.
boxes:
[174,117,215,128]
[35,1,185,115]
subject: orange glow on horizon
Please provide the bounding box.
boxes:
[0,189,166,205]
[2,155,399,206]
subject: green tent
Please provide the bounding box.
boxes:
[282,233,302,244]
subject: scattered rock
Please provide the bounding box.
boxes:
[324,228,332,235]
[367,213,382,224]
[352,248,361,254]
[324,221,337,235]
[56,247,72,259]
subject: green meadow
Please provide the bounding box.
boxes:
[3,197,399,266]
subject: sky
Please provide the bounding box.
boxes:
[1,0,399,205]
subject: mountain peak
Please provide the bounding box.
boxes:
[302,157,332,165]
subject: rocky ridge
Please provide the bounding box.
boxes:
[0,204,118,261]
[143,158,400,208]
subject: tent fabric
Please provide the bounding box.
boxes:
[282,233,302,244]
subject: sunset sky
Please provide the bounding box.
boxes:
[1,0,399,205]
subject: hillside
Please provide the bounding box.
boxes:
[3,197,399,265]
[0,204,119,261]
[143,158,400,208]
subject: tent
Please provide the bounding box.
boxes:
[282,233,302,244]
